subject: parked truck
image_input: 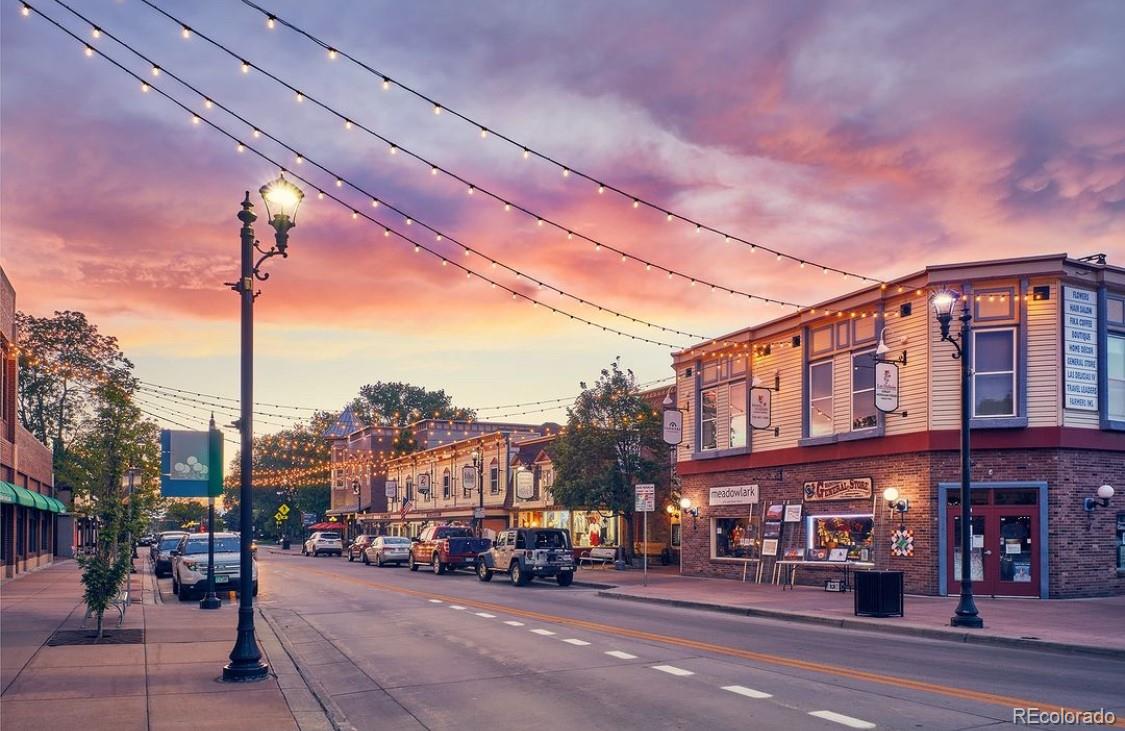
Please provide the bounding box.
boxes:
[409,525,492,574]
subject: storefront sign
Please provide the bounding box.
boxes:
[1063,286,1099,411]
[874,361,899,413]
[662,409,683,445]
[515,469,535,500]
[416,473,431,495]
[709,484,760,506]
[749,387,772,430]
[802,478,873,501]
[462,466,478,493]
[635,484,655,512]
[384,479,398,499]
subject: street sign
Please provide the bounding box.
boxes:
[875,361,900,413]
[662,409,683,445]
[515,469,535,500]
[385,479,398,499]
[472,507,486,519]
[749,388,772,430]
[462,466,478,493]
[273,512,284,522]
[278,504,290,515]
[635,483,655,512]
[302,513,317,526]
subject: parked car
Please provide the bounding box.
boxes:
[303,531,343,557]
[476,528,576,586]
[409,525,492,574]
[345,534,375,562]
[170,532,258,601]
[152,531,189,577]
[363,536,412,566]
[137,534,156,547]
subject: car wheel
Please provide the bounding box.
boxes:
[557,571,574,587]
[348,551,355,562]
[511,561,530,586]
[362,552,370,565]
[409,554,419,572]
[314,550,320,557]
[178,583,193,601]
[476,560,493,582]
[375,554,383,567]
[432,554,445,575]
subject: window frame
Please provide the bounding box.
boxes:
[808,359,834,438]
[850,348,878,432]
[1102,289,1125,431]
[971,327,1017,418]
[699,387,719,451]
[710,516,758,561]
[489,459,500,495]
[442,468,451,500]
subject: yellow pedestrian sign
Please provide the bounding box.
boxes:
[278,504,290,515]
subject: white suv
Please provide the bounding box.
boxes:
[303,531,343,557]
[171,532,257,600]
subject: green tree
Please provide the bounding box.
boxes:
[550,360,663,560]
[161,500,208,531]
[349,382,475,452]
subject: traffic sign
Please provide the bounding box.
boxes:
[635,484,655,512]
[278,503,290,515]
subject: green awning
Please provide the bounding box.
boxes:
[0,481,64,512]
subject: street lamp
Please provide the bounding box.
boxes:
[223,173,303,683]
[471,448,485,538]
[932,289,983,629]
[123,467,140,572]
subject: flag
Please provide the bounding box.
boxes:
[398,499,411,520]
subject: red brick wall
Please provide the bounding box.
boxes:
[15,426,53,491]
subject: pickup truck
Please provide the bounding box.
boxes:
[408,525,491,575]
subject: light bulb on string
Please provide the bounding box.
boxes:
[252,128,261,138]
[433,104,442,115]
[266,15,276,29]
[295,91,304,102]
[344,119,352,130]
[140,81,150,93]
[204,98,213,109]
[241,60,250,73]
[151,65,161,76]
[480,128,489,139]
[91,26,101,38]
[327,47,338,60]
[84,45,93,57]
[522,148,530,159]
[382,76,391,90]
[597,184,605,194]
[181,25,191,39]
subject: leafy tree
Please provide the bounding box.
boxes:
[349,382,475,452]
[161,500,208,531]
[550,359,663,560]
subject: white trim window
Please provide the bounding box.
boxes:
[973,329,1016,417]
[729,382,747,449]
[809,360,834,437]
[700,388,719,450]
[1108,334,1125,421]
[851,349,877,430]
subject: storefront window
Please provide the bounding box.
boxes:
[517,511,543,528]
[572,512,617,547]
[806,514,874,561]
[543,510,571,532]
[852,350,877,430]
[1116,513,1125,573]
[1108,334,1124,421]
[973,329,1016,417]
[712,517,756,559]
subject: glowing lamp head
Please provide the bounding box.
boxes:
[679,497,692,510]
[883,487,900,503]
[931,290,958,319]
[259,173,304,251]
[665,504,675,515]
[1097,484,1114,500]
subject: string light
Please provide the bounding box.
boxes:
[91,26,101,37]
[327,47,337,60]
[266,14,275,29]
[22,3,30,16]
[84,44,93,56]
[180,25,191,39]
[203,97,213,109]
[241,59,250,73]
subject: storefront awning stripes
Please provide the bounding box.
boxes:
[0,481,66,512]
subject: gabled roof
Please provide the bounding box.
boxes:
[322,405,361,439]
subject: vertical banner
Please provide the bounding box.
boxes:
[662,409,683,445]
[160,428,224,497]
[874,361,899,413]
[1062,286,1098,411]
[749,387,772,430]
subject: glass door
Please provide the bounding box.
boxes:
[995,511,1037,597]
[949,515,992,595]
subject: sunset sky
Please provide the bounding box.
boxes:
[3,1,1124,432]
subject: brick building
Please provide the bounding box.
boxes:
[672,254,1124,598]
[1,267,67,579]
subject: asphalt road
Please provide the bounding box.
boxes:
[166,551,1123,731]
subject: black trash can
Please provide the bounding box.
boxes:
[854,570,904,618]
[281,537,291,551]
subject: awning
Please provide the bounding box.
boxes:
[308,522,344,531]
[0,481,66,512]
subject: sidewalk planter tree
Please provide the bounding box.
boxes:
[551,359,663,562]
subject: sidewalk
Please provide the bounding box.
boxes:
[576,565,1125,658]
[0,559,333,731]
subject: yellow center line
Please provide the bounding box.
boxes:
[293,565,1123,727]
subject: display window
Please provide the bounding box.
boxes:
[572,511,617,547]
[806,514,874,562]
[712,517,757,559]
[543,510,571,532]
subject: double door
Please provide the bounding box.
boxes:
[948,498,1038,597]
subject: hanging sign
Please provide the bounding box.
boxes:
[662,409,683,445]
[160,428,223,498]
[384,479,398,499]
[462,466,478,493]
[1062,286,1098,411]
[515,470,535,500]
[802,478,873,501]
[749,387,772,430]
[634,484,655,512]
[416,473,431,495]
[874,361,900,413]
[709,484,759,506]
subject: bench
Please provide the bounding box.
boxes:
[633,541,666,558]
[578,546,618,569]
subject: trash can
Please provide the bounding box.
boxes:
[281,537,290,551]
[854,570,904,618]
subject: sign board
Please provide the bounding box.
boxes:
[515,470,535,500]
[384,479,398,499]
[749,388,772,430]
[803,478,873,501]
[302,513,317,527]
[1062,287,1098,411]
[278,503,290,515]
[662,409,684,445]
[709,484,759,506]
[352,481,361,495]
[472,506,486,519]
[416,473,431,495]
[160,429,223,498]
[874,361,899,413]
[634,483,655,513]
[462,466,478,494]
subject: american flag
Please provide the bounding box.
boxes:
[398,499,411,520]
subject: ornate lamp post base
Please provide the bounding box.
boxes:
[222,662,270,682]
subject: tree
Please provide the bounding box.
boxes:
[550,360,663,561]
[348,382,475,452]
[161,500,208,531]
[15,310,132,472]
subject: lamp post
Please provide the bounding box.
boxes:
[223,174,304,683]
[124,467,140,572]
[932,290,983,629]
[471,449,485,538]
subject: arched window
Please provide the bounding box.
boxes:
[443,469,451,499]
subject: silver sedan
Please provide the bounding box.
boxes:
[363,536,412,567]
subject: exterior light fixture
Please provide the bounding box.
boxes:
[883,487,909,516]
[1083,484,1114,512]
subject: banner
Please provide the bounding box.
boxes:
[875,361,899,413]
[160,428,223,498]
[749,387,772,430]
[662,409,684,445]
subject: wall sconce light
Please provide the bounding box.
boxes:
[1083,484,1114,512]
[1032,285,1050,302]
[883,487,909,518]
[679,497,700,527]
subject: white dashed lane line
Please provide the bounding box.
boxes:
[561,639,590,646]
[449,605,466,610]
[530,629,557,636]
[503,620,525,627]
[428,599,442,603]
[721,685,772,699]
[808,711,876,729]
[651,665,694,677]
[474,612,496,618]
[605,651,637,660]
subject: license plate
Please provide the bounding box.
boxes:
[214,575,229,583]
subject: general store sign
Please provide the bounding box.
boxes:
[709,484,759,506]
[802,478,873,501]
[1062,286,1098,412]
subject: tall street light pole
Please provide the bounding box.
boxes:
[932,290,983,629]
[471,449,484,538]
[223,174,304,683]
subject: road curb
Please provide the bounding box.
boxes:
[595,591,1125,660]
[258,607,356,731]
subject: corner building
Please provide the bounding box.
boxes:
[672,254,1124,598]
